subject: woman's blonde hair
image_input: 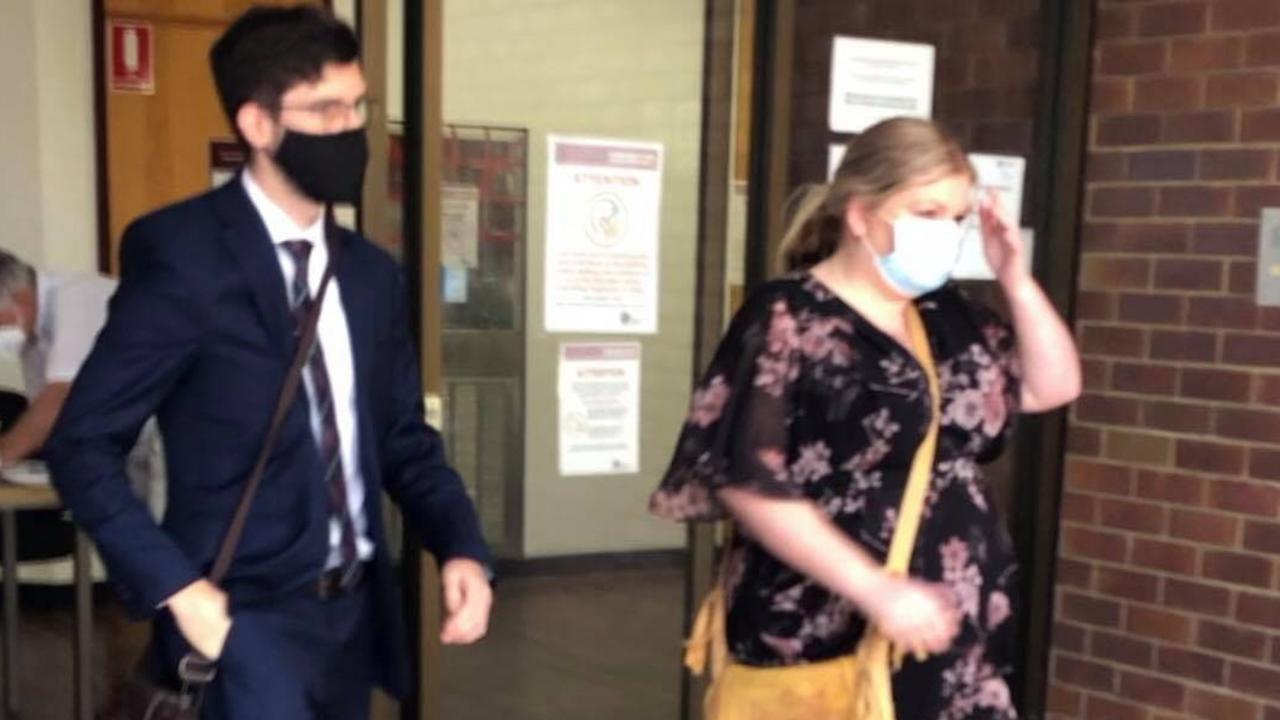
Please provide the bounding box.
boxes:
[778,118,975,273]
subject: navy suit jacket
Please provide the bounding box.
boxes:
[46,176,490,694]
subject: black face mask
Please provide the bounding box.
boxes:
[273,127,368,204]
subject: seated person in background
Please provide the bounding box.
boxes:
[0,249,164,547]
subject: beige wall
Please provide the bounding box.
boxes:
[0,0,97,391]
[443,0,704,556]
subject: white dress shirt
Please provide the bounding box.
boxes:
[242,171,374,567]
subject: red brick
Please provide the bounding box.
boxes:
[1083,222,1191,253]
[1099,41,1169,76]
[1234,186,1280,218]
[1199,619,1270,659]
[1062,526,1129,564]
[1202,550,1273,588]
[1158,260,1224,293]
[1046,680,1083,715]
[1228,261,1256,295]
[1088,151,1128,181]
[1099,497,1167,535]
[1228,661,1280,703]
[1134,75,1204,111]
[1119,293,1185,324]
[1201,148,1274,180]
[1158,186,1233,218]
[1075,394,1141,424]
[1082,325,1147,357]
[1216,408,1280,444]
[1106,430,1173,465]
[1243,520,1280,554]
[1170,35,1244,72]
[1186,296,1258,331]
[1180,368,1253,403]
[1170,508,1239,546]
[1098,6,1137,39]
[1068,425,1103,456]
[1098,113,1163,146]
[1237,592,1280,630]
[1248,447,1280,481]
[1192,222,1257,256]
[1057,557,1094,589]
[1081,256,1153,289]
[1086,694,1148,720]
[1209,480,1280,517]
[1256,374,1280,403]
[1096,566,1160,602]
[1179,440,1245,474]
[1224,333,1280,366]
[1143,400,1212,433]
[1055,655,1116,693]
[1091,187,1158,218]
[1068,459,1134,495]
[1186,687,1263,720]
[1077,290,1117,321]
[1119,669,1187,711]
[1093,629,1156,668]
[1061,492,1098,524]
[1136,469,1202,505]
[1211,0,1280,31]
[1164,109,1237,143]
[1164,577,1231,615]
[1137,2,1208,36]
[1132,538,1199,575]
[1131,602,1187,640]
[1114,362,1178,394]
[1206,71,1280,107]
[1242,108,1280,142]
[1149,329,1217,362]
[1158,646,1226,684]
[1092,78,1134,114]
[1245,31,1280,67]
[1128,147,1198,178]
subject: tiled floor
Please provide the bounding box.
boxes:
[4,565,685,720]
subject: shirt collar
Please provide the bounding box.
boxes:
[33,269,57,345]
[241,169,326,249]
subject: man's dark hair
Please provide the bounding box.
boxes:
[210,5,359,129]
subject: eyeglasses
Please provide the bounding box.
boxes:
[278,97,374,125]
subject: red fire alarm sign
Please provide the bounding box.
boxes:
[109,20,154,94]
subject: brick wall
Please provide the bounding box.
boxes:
[1051,1,1280,719]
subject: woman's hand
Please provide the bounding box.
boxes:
[858,572,960,658]
[978,190,1029,289]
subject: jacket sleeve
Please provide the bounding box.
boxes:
[378,272,491,567]
[46,221,205,615]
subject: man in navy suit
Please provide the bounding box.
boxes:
[46,6,492,718]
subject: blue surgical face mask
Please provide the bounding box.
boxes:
[871,213,966,298]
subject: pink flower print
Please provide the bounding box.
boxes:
[987,590,1011,630]
[945,390,985,430]
[798,317,854,365]
[760,634,804,663]
[982,384,1008,437]
[757,447,789,482]
[941,537,970,574]
[765,301,798,355]
[978,678,1012,711]
[648,482,713,521]
[790,442,833,483]
[689,375,731,428]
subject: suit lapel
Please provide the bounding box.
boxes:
[212,176,293,356]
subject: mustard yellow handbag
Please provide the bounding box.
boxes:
[685,304,941,720]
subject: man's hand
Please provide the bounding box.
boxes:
[166,579,232,659]
[439,558,491,645]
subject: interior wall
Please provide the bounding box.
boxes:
[441,0,704,557]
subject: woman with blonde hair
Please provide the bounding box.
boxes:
[651,117,1080,719]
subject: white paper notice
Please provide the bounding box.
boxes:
[545,136,664,334]
[442,183,480,269]
[953,227,1035,281]
[829,37,935,134]
[558,342,641,476]
[828,143,847,181]
[952,154,1029,280]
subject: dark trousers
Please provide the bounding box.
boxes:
[152,581,375,720]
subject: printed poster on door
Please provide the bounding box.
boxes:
[545,136,663,334]
[558,342,641,476]
[828,36,934,134]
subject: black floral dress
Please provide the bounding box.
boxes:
[651,273,1022,720]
